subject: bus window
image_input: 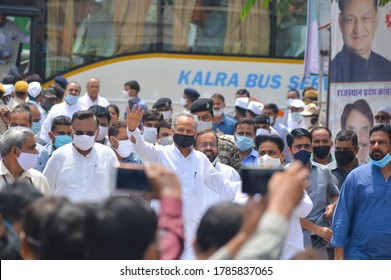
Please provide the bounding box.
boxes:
[164,0,270,56]
[275,0,307,58]
[72,0,115,64]
[0,13,30,79]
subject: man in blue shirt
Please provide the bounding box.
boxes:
[234,118,258,167]
[331,123,391,259]
[211,93,235,135]
[123,80,147,118]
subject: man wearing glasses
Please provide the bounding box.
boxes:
[43,111,119,203]
[286,128,339,259]
[194,129,245,205]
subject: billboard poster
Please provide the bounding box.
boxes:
[329,0,391,163]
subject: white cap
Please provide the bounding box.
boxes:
[378,106,391,117]
[28,82,42,98]
[3,84,14,97]
[290,99,305,109]
[247,101,264,116]
[235,97,250,109]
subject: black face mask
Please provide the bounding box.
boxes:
[294,149,312,165]
[42,100,55,111]
[313,145,331,159]
[173,133,195,148]
[335,151,355,166]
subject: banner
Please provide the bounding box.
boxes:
[304,0,330,76]
[329,0,391,163]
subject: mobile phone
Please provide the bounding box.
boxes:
[241,167,284,195]
[115,166,152,192]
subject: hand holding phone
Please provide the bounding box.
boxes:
[115,164,152,192]
[241,167,284,195]
[115,163,181,199]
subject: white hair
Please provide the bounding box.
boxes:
[172,110,199,130]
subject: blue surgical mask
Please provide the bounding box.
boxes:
[370,153,391,168]
[31,121,41,134]
[54,135,73,149]
[65,94,79,105]
[294,149,312,165]
[235,136,254,151]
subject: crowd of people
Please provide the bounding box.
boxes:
[0,73,390,260]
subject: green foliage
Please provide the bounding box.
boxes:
[240,0,257,20]
[379,0,390,7]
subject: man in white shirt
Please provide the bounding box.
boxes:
[126,105,239,260]
[39,81,83,143]
[194,129,246,206]
[79,77,109,110]
[0,127,50,197]
[43,111,119,203]
[255,133,313,259]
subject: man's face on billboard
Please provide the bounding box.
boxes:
[339,0,378,59]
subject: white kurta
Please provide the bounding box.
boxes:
[213,161,247,205]
[43,143,119,203]
[279,190,313,260]
[129,128,240,259]
[39,102,83,143]
[79,94,109,110]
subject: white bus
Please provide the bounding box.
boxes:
[1,0,327,114]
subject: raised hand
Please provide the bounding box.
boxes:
[126,104,144,132]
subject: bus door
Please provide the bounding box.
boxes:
[0,0,42,79]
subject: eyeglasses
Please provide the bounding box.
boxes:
[72,130,96,136]
[198,142,217,148]
[375,115,390,121]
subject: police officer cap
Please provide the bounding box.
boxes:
[153,98,172,109]
[54,75,68,89]
[189,98,213,116]
[15,81,28,93]
[254,114,270,125]
[184,88,200,101]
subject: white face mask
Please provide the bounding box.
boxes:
[97,126,108,141]
[290,111,303,123]
[16,149,39,171]
[73,134,95,151]
[161,110,172,120]
[258,154,281,168]
[286,98,294,107]
[123,90,135,101]
[256,128,270,136]
[143,127,157,144]
[180,97,187,107]
[114,138,134,158]
[213,108,224,117]
[157,135,173,146]
[196,121,213,132]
